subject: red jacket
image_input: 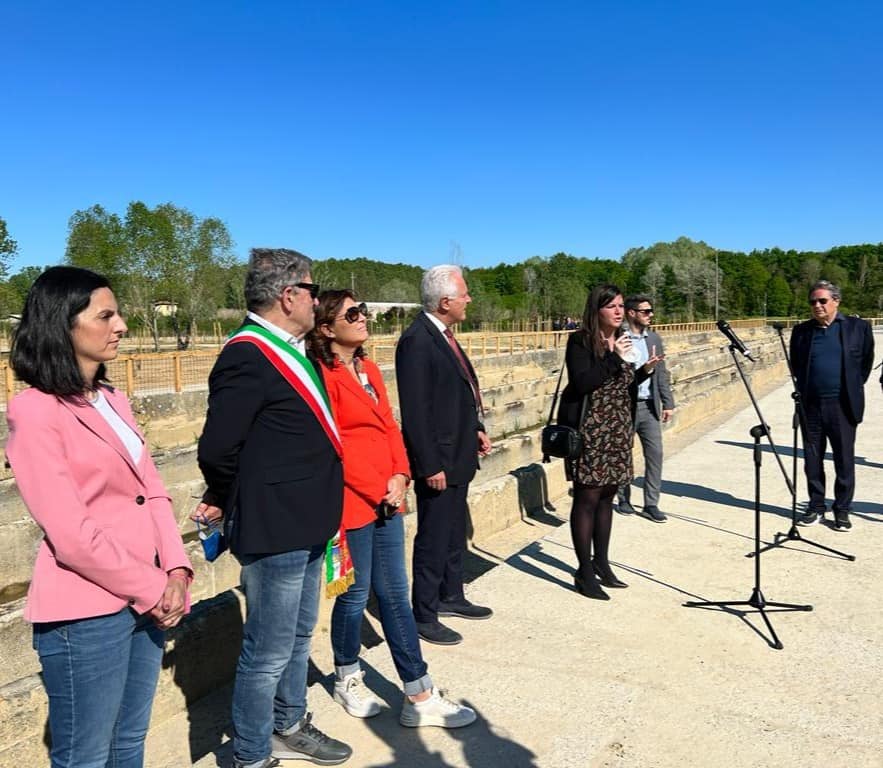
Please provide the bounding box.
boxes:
[323,358,411,530]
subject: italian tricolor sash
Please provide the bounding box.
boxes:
[226,322,353,596]
[226,322,342,457]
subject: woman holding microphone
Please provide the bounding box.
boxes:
[559,283,662,600]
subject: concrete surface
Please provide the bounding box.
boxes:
[147,340,883,768]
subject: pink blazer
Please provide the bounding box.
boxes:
[6,385,192,623]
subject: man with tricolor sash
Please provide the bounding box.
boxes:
[196,249,352,768]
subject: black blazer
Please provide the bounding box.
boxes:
[395,313,484,486]
[789,313,874,425]
[557,331,651,428]
[198,328,343,555]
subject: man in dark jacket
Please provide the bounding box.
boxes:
[617,294,676,522]
[395,265,492,646]
[790,280,874,531]
[195,249,351,768]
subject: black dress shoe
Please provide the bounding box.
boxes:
[617,500,637,515]
[416,621,463,645]
[438,598,493,620]
[574,573,610,600]
[642,505,667,523]
[592,560,628,588]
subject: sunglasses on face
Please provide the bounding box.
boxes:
[294,282,321,299]
[338,303,369,323]
[635,308,654,315]
[809,297,830,306]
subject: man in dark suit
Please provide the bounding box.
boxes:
[791,280,874,531]
[395,265,492,646]
[617,294,676,522]
[195,249,351,768]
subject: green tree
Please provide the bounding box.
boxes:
[66,202,235,350]
[766,274,792,316]
[0,216,20,280]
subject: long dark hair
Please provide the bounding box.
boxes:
[307,289,367,368]
[579,283,622,358]
[10,266,113,396]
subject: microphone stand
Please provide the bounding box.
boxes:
[684,345,812,650]
[750,325,854,561]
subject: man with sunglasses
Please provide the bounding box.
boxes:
[790,280,874,531]
[195,249,352,767]
[616,294,675,522]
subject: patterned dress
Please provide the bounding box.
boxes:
[572,358,635,487]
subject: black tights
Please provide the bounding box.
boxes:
[569,482,616,580]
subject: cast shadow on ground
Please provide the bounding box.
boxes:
[659,478,792,521]
[341,660,539,768]
[716,439,883,471]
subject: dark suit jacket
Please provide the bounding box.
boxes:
[557,331,651,428]
[395,313,484,486]
[790,313,874,425]
[642,329,675,420]
[198,323,343,555]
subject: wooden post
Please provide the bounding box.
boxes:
[482,336,487,357]
[4,363,14,405]
[173,354,183,393]
[126,357,135,396]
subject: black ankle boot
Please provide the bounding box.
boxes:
[592,560,628,588]
[574,572,611,600]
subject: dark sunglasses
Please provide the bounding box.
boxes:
[293,282,321,299]
[635,308,654,315]
[338,302,369,323]
[809,297,829,306]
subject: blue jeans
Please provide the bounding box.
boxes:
[33,607,165,768]
[331,514,430,695]
[233,546,324,764]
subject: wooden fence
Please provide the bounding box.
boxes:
[3,318,879,408]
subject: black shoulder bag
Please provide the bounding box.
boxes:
[541,365,587,463]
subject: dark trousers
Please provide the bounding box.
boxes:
[411,482,469,623]
[802,396,857,514]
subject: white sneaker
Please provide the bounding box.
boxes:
[399,687,476,728]
[333,670,382,718]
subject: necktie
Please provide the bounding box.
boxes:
[443,328,484,416]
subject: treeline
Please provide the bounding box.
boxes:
[2,206,882,342]
[466,237,883,322]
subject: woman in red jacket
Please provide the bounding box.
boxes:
[310,290,474,729]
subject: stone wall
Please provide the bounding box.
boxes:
[0,327,789,764]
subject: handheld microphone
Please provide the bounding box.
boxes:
[716,319,756,362]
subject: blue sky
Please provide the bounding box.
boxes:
[2,1,882,273]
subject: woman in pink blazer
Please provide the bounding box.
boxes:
[6,266,192,768]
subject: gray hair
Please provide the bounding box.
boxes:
[421,264,463,312]
[245,248,312,312]
[809,280,841,302]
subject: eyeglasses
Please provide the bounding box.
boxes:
[293,282,321,299]
[635,308,654,315]
[809,298,829,306]
[338,303,369,323]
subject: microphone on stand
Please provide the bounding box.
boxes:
[771,322,786,331]
[717,319,756,362]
